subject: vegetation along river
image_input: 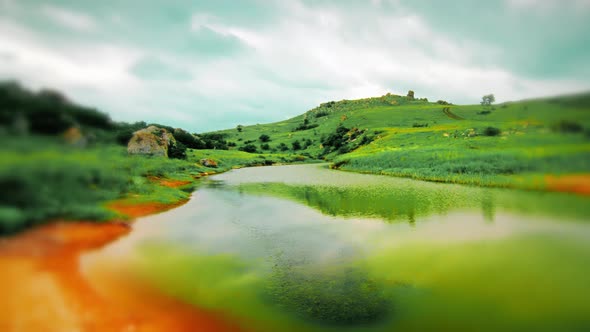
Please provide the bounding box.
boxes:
[84,164,590,332]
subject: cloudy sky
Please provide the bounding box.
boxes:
[1,0,589,132]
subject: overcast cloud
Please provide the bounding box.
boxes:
[1,0,589,132]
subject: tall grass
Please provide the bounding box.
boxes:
[0,138,207,234]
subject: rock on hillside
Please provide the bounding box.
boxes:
[200,158,218,168]
[127,126,176,157]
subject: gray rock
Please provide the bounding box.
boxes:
[127,125,176,157]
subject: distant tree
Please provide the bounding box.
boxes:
[481,94,495,107]
[279,142,289,151]
[236,124,243,132]
[407,90,415,99]
[260,143,270,150]
[259,134,271,142]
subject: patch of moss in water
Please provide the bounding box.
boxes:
[265,257,393,327]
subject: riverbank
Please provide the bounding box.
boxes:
[0,171,246,332]
[332,163,590,196]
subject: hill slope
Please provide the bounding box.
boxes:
[212,92,590,191]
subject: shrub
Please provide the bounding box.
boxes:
[482,127,501,136]
[294,118,319,131]
[315,110,329,118]
[168,141,187,159]
[292,140,302,151]
[412,123,428,128]
[261,143,270,150]
[199,133,228,150]
[239,144,257,153]
[552,120,583,133]
[174,129,202,149]
[279,143,289,151]
[259,134,271,142]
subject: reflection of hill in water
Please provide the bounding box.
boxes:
[227,181,590,224]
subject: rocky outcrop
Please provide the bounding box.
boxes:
[127,126,176,157]
[200,158,218,168]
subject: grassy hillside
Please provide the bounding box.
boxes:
[212,92,590,190]
[2,82,589,234]
[0,82,318,234]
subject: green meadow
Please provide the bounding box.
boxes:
[1,81,589,234]
[213,92,590,189]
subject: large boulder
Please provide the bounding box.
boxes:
[127,126,176,157]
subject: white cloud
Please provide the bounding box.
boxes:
[505,0,590,13]
[1,0,588,132]
[41,5,97,31]
[183,0,588,108]
[0,18,149,123]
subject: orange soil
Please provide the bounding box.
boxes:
[107,199,189,218]
[0,202,242,332]
[147,176,193,188]
[545,174,590,196]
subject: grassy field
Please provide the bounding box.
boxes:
[0,136,320,234]
[211,92,590,190]
[2,87,589,234]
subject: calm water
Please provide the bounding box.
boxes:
[86,164,590,332]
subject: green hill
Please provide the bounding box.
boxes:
[2,83,589,234]
[212,92,590,189]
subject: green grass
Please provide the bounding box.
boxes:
[0,137,210,234]
[209,92,590,189]
[2,91,589,234]
[189,149,318,171]
[0,136,321,234]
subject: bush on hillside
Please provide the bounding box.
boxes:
[168,141,187,159]
[315,110,330,118]
[174,130,204,149]
[239,144,257,153]
[483,127,501,136]
[552,120,583,133]
[199,133,229,150]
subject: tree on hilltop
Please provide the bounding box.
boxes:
[481,94,495,107]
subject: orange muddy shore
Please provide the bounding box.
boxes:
[0,201,242,332]
[545,174,590,196]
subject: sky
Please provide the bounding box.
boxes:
[1,0,589,132]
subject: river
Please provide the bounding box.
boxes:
[84,164,590,332]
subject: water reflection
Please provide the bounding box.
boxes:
[86,164,590,332]
[210,165,590,224]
